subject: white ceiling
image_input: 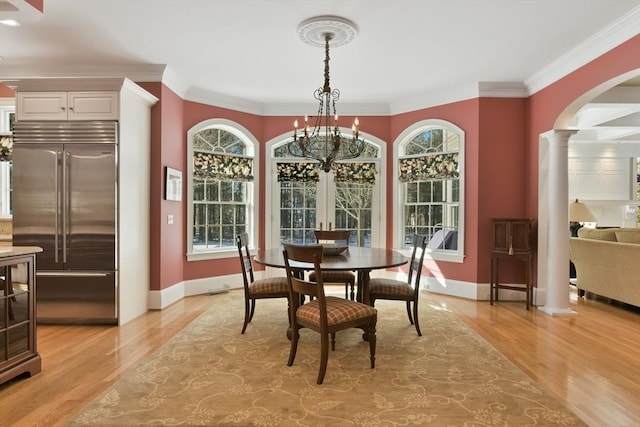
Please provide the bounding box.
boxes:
[0,0,638,143]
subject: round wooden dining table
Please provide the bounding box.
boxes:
[254,246,408,305]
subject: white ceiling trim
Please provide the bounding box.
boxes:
[184,87,267,116]
[525,6,640,95]
[0,63,166,82]
[1,6,637,117]
[478,82,529,98]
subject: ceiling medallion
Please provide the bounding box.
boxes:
[296,15,358,48]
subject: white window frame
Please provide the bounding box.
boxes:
[0,101,14,217]
[186,119,259,261]
[393,119,465,263]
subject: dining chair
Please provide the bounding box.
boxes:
[368,234,428,336]
[283,243,377,384]
[236,233,289,334]
[308,229,357,300]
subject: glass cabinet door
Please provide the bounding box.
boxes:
[0,252,40,385]
[1,261,31,359]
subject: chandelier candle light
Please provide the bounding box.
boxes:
[289,16,365,173]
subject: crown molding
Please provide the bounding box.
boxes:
[388,83,479,115]
[184,88,390,116]
[478,82,528,98]
[157,65,190,99]
[1,6,636,116]
[0,63,166,82]
[263,102,390,116]
[184,87,266,116]
[525,5,640,95]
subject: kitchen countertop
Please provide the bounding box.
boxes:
[0,246,43,258]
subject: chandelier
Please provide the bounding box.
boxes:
[288,17,365,173]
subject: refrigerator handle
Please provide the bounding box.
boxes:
[62,151,69,264]
[54,151,61,263]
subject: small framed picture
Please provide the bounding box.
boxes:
[165,167,182,201]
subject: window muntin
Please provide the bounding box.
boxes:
[279,180,317,245]
[271,133,382,249]
[189,124,254,256]
[193,179,247,250]
[335,181,373,247]
[398,123,464,259]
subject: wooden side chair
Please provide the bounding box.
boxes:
[368,234,428,336]
[283,243,377,384]
[236,233,289,334]
[308,229,357,300]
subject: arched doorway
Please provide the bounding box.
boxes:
[536,69,640,313]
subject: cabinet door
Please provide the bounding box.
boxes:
[17,92,68,120]
[492,221,511,253]
[68,92,119,120]
[510,221,532,252]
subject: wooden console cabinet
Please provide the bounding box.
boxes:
[0,247,43,385]
[490,218,534,309]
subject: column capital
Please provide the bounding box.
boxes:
[547,129,578,146]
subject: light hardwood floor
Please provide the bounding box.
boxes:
[1,287,638,427]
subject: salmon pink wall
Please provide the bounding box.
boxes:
[387,97,528,285]
[142,35,638,294]
[139,82,185,290]
[182,101,264,280]
[477,97,528,283]
[26,0,44,12]
[525,35,640,218]
[0,84,14,97]
[390,99,481,283]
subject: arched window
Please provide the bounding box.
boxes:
[394,120,465,262]
[187,120,257,260]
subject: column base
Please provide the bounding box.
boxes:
[537,306,578,316]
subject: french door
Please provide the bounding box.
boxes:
[271,165,381,248]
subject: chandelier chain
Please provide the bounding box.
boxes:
[289,28,365,173]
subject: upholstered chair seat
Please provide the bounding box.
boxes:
[296,296,377,326]
[247,277,290,296]
[369,234,428,336]
[368,280,414,298]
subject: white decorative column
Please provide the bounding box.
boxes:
[539,130,578,316]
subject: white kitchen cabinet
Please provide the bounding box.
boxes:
[17,91,119,121]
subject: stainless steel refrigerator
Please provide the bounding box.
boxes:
[12,121,118,324]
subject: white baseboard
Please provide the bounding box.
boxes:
[148,271,536,310]
[423,276,537,303]
[148,274,245,309]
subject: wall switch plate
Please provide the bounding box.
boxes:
[167,214,174,224]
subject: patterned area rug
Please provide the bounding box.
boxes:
[67,290,585,426]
